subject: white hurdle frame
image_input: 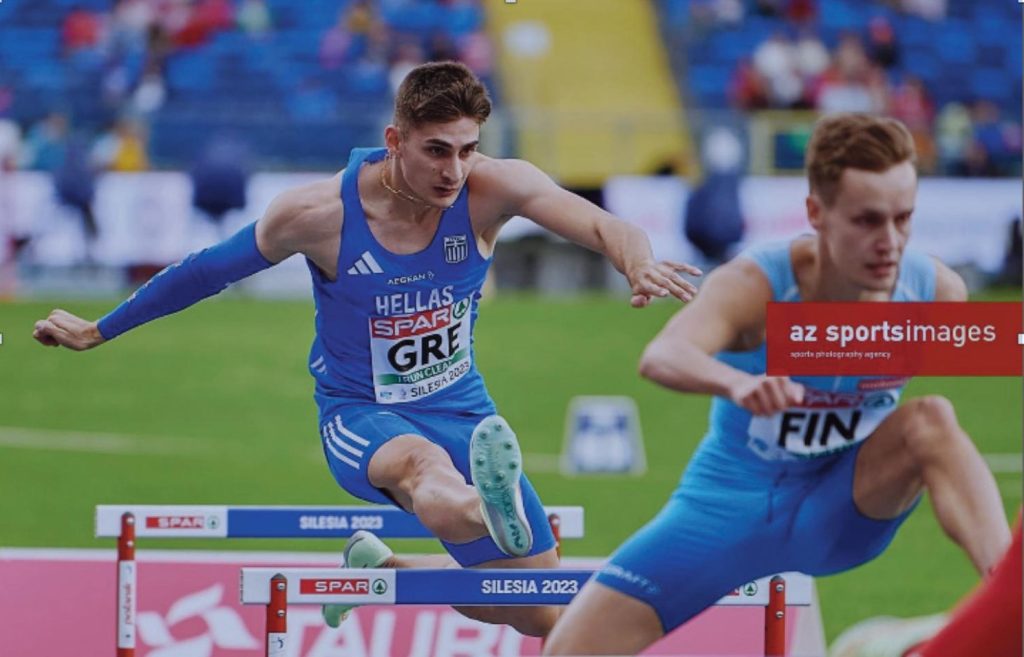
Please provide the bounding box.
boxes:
[96,504,583,657]
[241,568,812,657]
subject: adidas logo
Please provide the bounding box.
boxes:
[347,251,383,275]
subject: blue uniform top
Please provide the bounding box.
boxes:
[306,147,496,413]
[709,238,936,463]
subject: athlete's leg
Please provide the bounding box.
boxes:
[369,433,489,543]
[321,407,557,636]
[545,441,775,657]
[542,582,663,656]
[461,549,562,637]
[852,395,1010,574]
[367,433,559,636]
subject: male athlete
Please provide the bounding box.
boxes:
[33,61,700,637]
[544,113,1012,655]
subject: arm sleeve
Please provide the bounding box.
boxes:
[97,222,275,340]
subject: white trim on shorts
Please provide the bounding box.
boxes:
[321,415,372,469]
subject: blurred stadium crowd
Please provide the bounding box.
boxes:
[664,0,1022,176]
[0,0,1019,175]
[0,0,491,171]
[0,0,1020,289]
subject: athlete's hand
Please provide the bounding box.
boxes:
[729,375,804,416]
[33,309,105,351]
[628,260,702,308]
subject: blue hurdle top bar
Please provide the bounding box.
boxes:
[95,505,584,539]
[239,568,815,607]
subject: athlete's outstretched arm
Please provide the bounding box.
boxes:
[475,158,701,307]
[638,257,804,414]
[32,186,313,351]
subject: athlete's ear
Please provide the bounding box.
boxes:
[384,125,402,155]
[806,194,823,230]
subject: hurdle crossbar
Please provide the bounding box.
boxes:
[242,568,813,657]
[96,504,584,539]
[99,504,584,657]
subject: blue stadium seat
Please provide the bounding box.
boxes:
[381,2,439,34]
[165,52,217,92]
[971,68,1010,105]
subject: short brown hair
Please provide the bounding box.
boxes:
[806,114,916,206]
[394,61,491,131]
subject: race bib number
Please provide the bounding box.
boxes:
[748,388,901,459]
[369,297,473,404]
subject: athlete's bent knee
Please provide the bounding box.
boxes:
[903,395,962,462]
[400,442,474,537]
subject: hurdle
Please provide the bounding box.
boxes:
[96,504,584,657]
[241,568,814,657]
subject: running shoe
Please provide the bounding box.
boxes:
[470,415,533,557]
[321,530,393,628]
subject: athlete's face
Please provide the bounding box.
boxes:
[807,161,916,293]
[387,117,481,207]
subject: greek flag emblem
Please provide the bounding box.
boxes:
[444,235,469,264]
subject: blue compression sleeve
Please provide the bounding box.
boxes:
[97,222,275,340]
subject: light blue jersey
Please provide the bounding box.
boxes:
[595,238,937,632]
[712,238,936,463]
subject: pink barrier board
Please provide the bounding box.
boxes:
[0,549,824,656]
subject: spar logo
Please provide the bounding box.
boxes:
[301,578,371,595]
[146,515,219,530]
[728,582,758,597]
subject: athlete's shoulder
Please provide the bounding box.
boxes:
[272,173,343,216]
[465,156,539,229]
[258,173,343,260]
[735,238,798,272]
[931,256,967,301]
[704,255,773,301]
[469,156,548,192]
[469,154,519,175]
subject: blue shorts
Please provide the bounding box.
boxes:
[317,400,556,567]
[594,434,918,632]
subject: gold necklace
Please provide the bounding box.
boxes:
[379,157,434,208]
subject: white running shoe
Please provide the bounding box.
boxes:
[321,530,394,628]
[828,614,947,657]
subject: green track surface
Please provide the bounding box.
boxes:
[1,290,1019,640]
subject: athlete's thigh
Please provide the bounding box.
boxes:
[318,403,427,506]
[849,402,924,520]
[543,580,662,656]
[378,409,558,566]
[592,490,770,634]
[791,441,918,576]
